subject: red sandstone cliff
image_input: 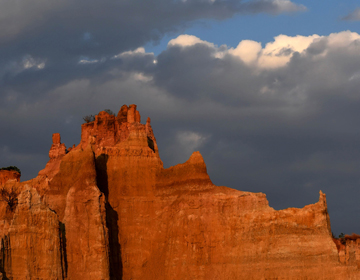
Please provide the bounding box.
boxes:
[0,104,359,279]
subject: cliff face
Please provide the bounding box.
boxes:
[0,104,359,280]
[7,186,63,280]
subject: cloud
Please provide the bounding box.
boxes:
[257,34,321,68]
[0,0,307,115]
[272,0,306,12]
[228,40,262,64]
[161,130,210,166]
[342,8,360,21]
[168,35,215,48]
[240,0,306,15]
[167,32,360,70]
[22,55,46,70]
[113,47,147,59]
[78,58,99,65]
[228,34,322,68]
[0,0,305,61]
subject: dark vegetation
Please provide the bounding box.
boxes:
[0,166,21,175]
[338,233,346,244]
[103,109,115,116]
[83,115,95,123]
[83,109,115,123]
[0,187,18,211]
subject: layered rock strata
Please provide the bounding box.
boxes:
[0,104,359,279]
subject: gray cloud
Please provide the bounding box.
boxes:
[240,0,306,15]
[342,8,360,21]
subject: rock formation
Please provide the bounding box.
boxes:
[0,104,359,279]
[334,234,360,269]
[7,186,63,279]
[0,170,20,187]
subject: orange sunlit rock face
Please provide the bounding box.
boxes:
[334,234,360,269]
[0,104,359,279]
[7,186,63,280]
[0,170,20,186]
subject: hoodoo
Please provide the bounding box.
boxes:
[0,104,359,279]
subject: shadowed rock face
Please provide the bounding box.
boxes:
[0,104,359,279]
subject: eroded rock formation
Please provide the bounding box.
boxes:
[334,234,360,269]
[7,186,63,280]
[0,104,359,279]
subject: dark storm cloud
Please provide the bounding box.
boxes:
[342,8,360,21]
[0,0,305,61]
[0,0,306,108]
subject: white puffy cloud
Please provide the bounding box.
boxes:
[229,40,262,65]
[326,31,360,48]
[228,34,321,68]
[168,35,215,48]
[257,34,321,68]
[169,31,360,69]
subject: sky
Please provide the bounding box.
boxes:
[0,0,360,235]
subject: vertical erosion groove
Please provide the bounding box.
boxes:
[59,222,68,279]
[96,154,123,279]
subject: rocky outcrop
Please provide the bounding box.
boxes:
[49,133,66,159]
[37,144,110,279]
[62,146,109,280]
[6,186,63,280]
[0,104,359,279]
[334,234,360,268]
[37,133,67,181]
[0,170,20,187]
